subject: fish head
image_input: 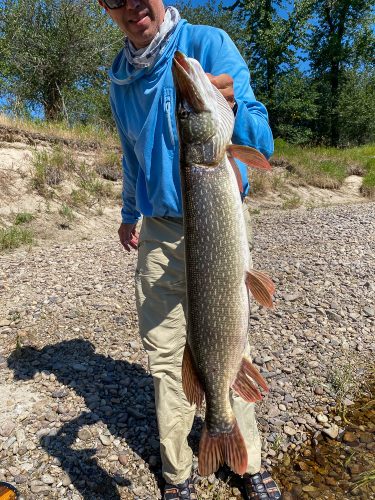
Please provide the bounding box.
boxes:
[172,51,234,166]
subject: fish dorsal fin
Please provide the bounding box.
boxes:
[246,270,275,308]
[227,145,272,171]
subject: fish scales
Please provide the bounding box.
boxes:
[183,159,249,433]
[172,51,273,476]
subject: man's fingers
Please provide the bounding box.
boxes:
[206,72,235,107]
[129,236,138,250]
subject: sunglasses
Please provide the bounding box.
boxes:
[102,0,127,9]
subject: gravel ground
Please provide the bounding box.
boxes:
[0,202,374,499]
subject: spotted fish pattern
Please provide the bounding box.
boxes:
[173,51,270,477]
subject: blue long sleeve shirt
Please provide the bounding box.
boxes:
[109,20,274,224]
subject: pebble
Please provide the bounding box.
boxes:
[99,434,112,446]
[0,196,373,500]
[316,414,329,424]
[322,424,339,439]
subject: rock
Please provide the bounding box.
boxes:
[316,413,328,423]
[314,386,324,395]
[284,425,297,436]
[343,431,357,443]
[349,464,362,475]
[283,293,300,302]
[41,474,55,484]
[325,477,337,486]
[78,428,92,441]
[268,406,280,418]
[322,424,339,439]
[98,434,111,446]
[363,306,374,317]
[118,453,129,466]
[208,474,216,484]
[149,455,158,467]
[0,420,16,437]
[30,481,50,494]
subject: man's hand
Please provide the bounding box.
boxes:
[206,73,235,108]
[118,222,138,252]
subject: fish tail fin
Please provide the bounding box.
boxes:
[246,269,275,308]
[231,356,269,402]
[199,421,247,476]
[182,343,205,408]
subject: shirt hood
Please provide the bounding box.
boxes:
[109,19,187,85]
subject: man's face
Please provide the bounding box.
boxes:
[99,0,166,49]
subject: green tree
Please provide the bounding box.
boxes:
[176,0,247,56]
[225,0,312,126]
[309,0,375,145]
[337,69,375,145]
[0,0,122,121]
[272,70,318,144]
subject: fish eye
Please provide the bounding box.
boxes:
[178,107,190,119]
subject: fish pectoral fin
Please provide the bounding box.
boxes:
[246,270,275,309]
[182,343,205,408]
[228,155,244,194]
[231,356,269,401]
[226,144,272,171]
[199,421,247,476]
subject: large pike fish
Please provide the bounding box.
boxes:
[172,51,275,476]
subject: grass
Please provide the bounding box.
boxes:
[14,212,34,225]
[282,194,302,209]
[0,226,34,251]
[0,113,118,148]
[351,469,375,492]
[273,139,375,191]
[248,171,273,195]
[361,158,375,198]
[76,162,114,202]
[59,204,75,222]
[327,360,364,421]
[95,151,122,181]
[31,145,75,195]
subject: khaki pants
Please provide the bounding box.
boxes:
[135,206,261,484]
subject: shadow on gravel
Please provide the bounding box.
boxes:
[8,339,187,499]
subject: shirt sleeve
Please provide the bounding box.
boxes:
[207,30,274,159]
[110,95,142,225]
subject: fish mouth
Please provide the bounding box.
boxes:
[172,51,207,112]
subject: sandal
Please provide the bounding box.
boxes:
[242,470,281,499]
[163,477,197,500]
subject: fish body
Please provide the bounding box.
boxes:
[172,52,273,476]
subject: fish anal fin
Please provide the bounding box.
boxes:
[227,145,272,171]
[199,421,247,476]
[246,269,275,308]
[182,343,204,408]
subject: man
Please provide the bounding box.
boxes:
[99,0,281,498]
